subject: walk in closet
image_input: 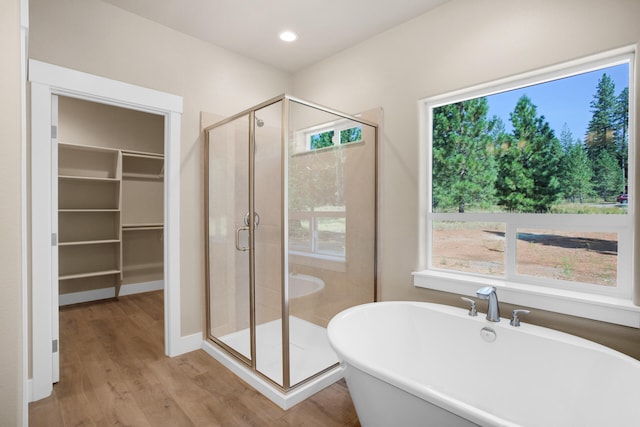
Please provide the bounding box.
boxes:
[56,96,165,304]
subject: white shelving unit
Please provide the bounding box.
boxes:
[58,142,164,301]
[57,143,122,296]
[121,151,164,287]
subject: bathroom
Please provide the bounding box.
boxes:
[5,0,640,425]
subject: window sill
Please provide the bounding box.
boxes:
[413,270,640,328]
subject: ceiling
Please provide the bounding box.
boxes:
[100,0,449,72]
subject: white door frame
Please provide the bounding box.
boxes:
[29,60,183,401]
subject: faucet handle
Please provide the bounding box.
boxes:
[460,297,477,316]
[510,309,530,327]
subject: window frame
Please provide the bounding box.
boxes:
[303,120,363,152]
[415,46,640,327]
[288,209,347,261]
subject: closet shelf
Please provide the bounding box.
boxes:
[59,208,120,212]
[122,151,164,178]
[58,175,120,182]
[59,239,120,246]
[59,269,121,281]
[58,141,120,154]
[122,150,163,158]
[122,172,164,180]
[123,223,163,231]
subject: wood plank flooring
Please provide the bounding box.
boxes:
[29,291,361,426]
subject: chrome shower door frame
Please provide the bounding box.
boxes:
[204,94,378,394]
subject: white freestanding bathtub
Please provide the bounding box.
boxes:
[327,301,640,427]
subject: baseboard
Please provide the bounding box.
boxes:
[169,332,203,357]
[58,287,115,306]
[119,280,164,296]
[58,280,164,306]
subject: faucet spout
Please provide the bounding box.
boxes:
[476,286,500,322]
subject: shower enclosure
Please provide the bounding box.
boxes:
[203,94,377,406]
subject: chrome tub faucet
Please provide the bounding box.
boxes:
[476,286,500,322]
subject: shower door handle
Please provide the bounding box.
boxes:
[235,226,250,251]
[244,211,260,228]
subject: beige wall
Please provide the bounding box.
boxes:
[1,0,24,425]
[292,0,640,358]
[15,0,640,420]
[58,97,165,154]
[25,2,640,413]
[29,0,292,336]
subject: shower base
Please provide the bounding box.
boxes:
[202,316,343,409]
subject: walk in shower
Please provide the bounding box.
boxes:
[203,94,377,408]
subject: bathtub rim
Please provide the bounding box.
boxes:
[288,273,325,298]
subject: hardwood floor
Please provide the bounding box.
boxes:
[29,291,361,426]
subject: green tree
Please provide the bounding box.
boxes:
[340,126,362,144]
[561,137,594,203]
[593,150,624,201]
[432,97,498,212]
[310,130,334,150]
[559,124,574,150]
[495,136,535,211]
[585,74,617,163]
[614,87,629,187]
[585,74,629,199]
[496,95,563,212]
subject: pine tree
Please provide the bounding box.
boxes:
[593,150,624,201]
[495,135,535,211]
[561,134,594,203]
[559,124,574,151]
[496,95,563,212]
[614,87,629,187]
[432,98,497,212]
[585,74,617,163]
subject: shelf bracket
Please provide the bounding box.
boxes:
[51,233,57,246]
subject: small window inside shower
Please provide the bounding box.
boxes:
[304,123,362,151]
[289,118,364,263]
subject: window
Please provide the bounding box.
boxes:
[289,210,346,259]
[307,124,362,151]
[416,48,640,326]
[289,120,363,262]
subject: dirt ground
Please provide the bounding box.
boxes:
[432,226,617,286]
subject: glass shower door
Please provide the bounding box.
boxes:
[206,114,252,363]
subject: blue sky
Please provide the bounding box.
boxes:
[486,64,629,142]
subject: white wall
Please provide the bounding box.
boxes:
[29,0,292,336]
[292,0,640,357]
[1,0,24,424]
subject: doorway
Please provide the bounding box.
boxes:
[29,60,183,401]
[55,96,165,306]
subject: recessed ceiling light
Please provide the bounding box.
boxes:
[279,31,298,42]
